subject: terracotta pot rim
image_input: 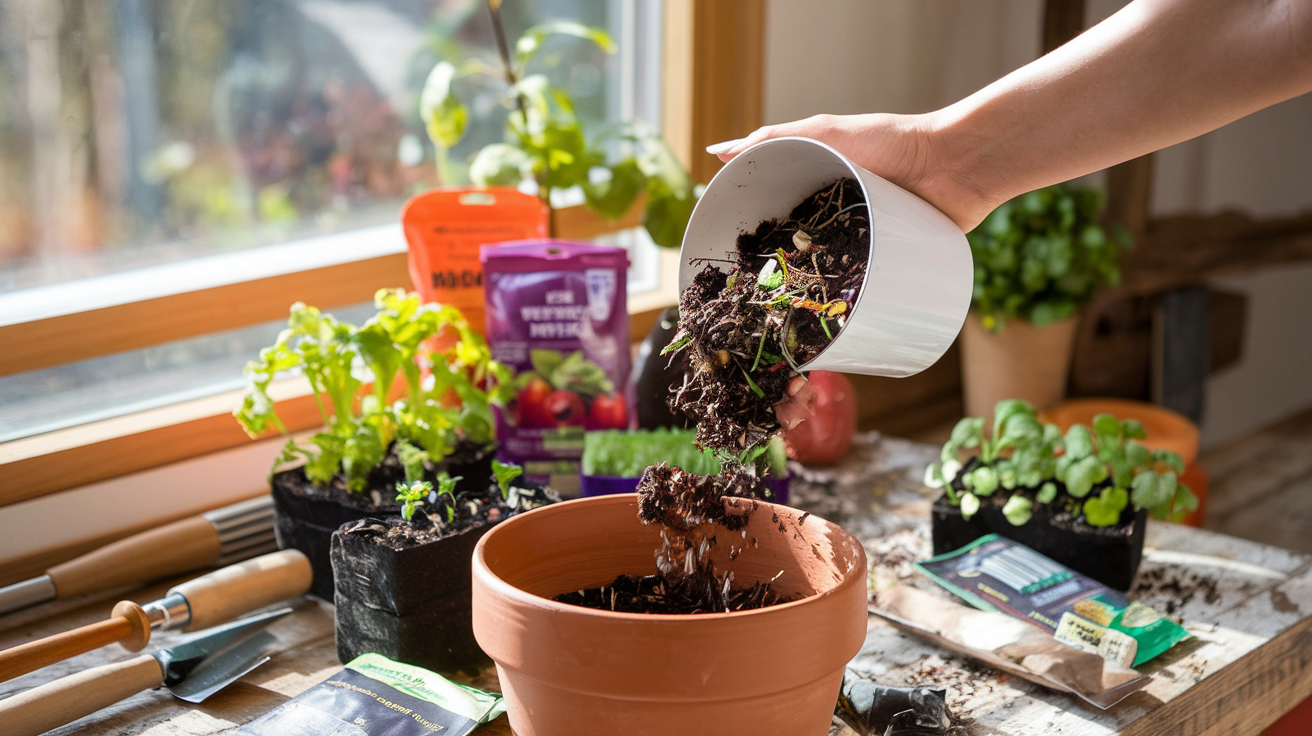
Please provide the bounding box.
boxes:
[472,494,863,623]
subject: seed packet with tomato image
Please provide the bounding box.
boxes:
[482,241,631,490]
[402,188,548,335]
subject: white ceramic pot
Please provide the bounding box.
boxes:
[678,137,972,377]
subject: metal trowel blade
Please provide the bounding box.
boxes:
[166,628,278,703]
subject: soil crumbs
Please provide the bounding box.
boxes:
[1131,564,1222,617]
[562,179,871,616]
[340,482,556,551]
[554,572,799,615]
[558,463,799,614]
[666,177,869,455]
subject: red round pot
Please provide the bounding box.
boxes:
[471,494,867,736]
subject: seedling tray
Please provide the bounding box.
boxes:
[931,493,1146,591]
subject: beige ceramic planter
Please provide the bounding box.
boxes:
[960,313,1079,422]
[471,495,867,736]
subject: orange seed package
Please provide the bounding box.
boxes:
[402,188,549,333]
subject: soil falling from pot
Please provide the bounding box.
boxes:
[663,177,869,455]
[558,180,871,616]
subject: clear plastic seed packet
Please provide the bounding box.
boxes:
[237,653,504,736]
[916,534,1189,668]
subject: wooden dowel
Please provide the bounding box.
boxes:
[0,601,149,683]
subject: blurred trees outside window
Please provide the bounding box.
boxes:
[0,0,661,443]
[0,0,629,291]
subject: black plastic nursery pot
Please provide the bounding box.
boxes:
[930,492,1147,591]
[331,519,494,673]
[270,442,494,601]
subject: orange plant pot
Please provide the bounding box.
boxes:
[471,495,868,736]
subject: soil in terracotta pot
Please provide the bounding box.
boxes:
[553,571,798,614]
[666,178,869,455]
[556,463,798,615]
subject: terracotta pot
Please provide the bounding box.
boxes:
[960,313,1079,422]
[471,495,868,736]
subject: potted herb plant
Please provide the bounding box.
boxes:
[332,462,556,672]
[234,289,511,600]
[923,399,1199,590]
[961,183,1131,420]
[420,1,699,247]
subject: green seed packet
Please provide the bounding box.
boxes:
[916,534,1189,667]
[238,653,504,735]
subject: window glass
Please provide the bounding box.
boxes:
[0,0,653,291]
[0,0,665,442]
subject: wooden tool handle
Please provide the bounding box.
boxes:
[48,515,221,599]
[171,549,311,632]
[0,653,163,736]
[0,601,150,684]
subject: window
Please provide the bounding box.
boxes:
[0,0,667,447]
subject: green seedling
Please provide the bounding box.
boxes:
[492,460,525,501]
[396,480,433,523]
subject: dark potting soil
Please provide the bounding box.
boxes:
[553,572,799,615]
[666,178,869,455]
[273,438,496,514]
[338,481,558,551]
[271,438,495,600]
[635,462,761,532]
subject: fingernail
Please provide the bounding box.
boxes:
[705,138,746,155]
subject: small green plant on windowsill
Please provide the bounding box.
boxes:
[968,183,1131,333]
[419,0,699,247]
[923,399,1199,528]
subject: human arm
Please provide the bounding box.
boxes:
[712,0,1312,232]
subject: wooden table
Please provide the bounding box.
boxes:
[3,433,1310,735]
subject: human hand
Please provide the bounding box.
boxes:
[706,113,993,232]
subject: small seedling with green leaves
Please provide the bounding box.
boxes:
[492,459,524,501]
[396,480,433,523]
[924,399,1198,528]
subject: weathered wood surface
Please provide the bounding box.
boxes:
[3,433,1310,735]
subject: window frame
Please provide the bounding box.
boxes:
[0,0,766,575]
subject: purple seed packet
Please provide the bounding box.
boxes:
[481,241,631,486]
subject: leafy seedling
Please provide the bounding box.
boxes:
[492,459,525,501]
[925,398,1198,529]
[396,480,433,523]
[236,289,510,493]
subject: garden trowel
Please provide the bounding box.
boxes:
[0,607,288,736]
[0,549,311,683]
